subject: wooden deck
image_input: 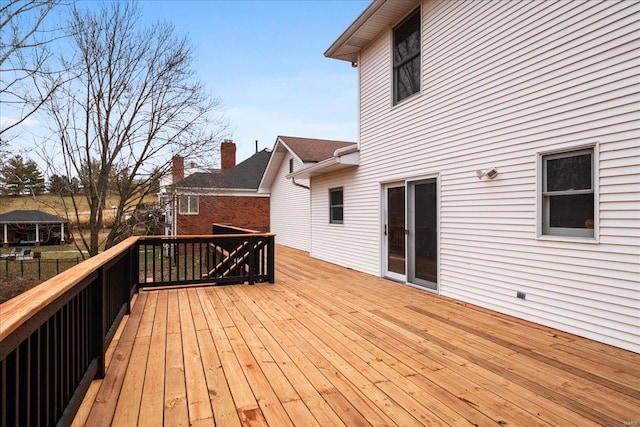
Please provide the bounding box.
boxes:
[73,245,640,426]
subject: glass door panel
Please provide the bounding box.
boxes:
[409,179,437,289]
[385,185,406,278]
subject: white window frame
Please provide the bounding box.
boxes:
[179,195,199,215]
[539,146,597,239]
[329,187,344,225]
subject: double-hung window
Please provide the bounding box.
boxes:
[179,195,199,215]
[329,187,344,224]
[393,8,421,104]
[541,148,595,238]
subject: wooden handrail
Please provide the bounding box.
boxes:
[0,236,139,341]
[0,230,274,426]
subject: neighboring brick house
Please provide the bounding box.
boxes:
[168,141,271,235]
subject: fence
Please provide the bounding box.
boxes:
[0,257,82,280]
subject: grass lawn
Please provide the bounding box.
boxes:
[0,194,158,226]
[0,228,113,303]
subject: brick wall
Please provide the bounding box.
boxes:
[177,195,270,234]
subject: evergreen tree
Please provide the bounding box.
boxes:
[48,174,79,194]
[0,155,46,195]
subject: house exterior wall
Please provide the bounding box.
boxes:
[176,194,270,235]
[311,0,640,352]
[270,153,311,251]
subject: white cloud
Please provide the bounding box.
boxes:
[0,115,41,130]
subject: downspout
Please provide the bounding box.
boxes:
[173,193,178,235]
[292,178,310,190]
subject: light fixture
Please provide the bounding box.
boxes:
[475,167,499,180]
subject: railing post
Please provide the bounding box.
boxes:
[268,234,275,283]
[125,246,133,315]
[90,268,107,378]
[248,236,256,285]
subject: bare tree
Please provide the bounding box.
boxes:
[36,2,227,256]
[0,0,62,145]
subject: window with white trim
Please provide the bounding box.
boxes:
[542,148,594,238]
[179,195,199,215]
[329,187,343,224]
[393,8,421,105]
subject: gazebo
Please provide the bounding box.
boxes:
[0,210,69,247]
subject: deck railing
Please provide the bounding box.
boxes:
[138,225,275,287]
[0,227,274,427]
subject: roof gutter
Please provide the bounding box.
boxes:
[167,187,264,195]
[287,146,360,180]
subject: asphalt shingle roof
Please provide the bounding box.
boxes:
[278,136,356,163]
[0,210,68,224]
[174,148,272,190]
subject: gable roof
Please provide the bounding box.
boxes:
[325,0,418,63]
[258,136,357,192]
[173,148,271,191]
[278,136,356,163]
[0,210,68,224]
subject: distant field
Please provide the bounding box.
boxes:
[0,194,157,225]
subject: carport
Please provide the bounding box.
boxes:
[0,210,68,247]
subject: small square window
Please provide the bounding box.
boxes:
[179,195,199,215]
[393,8,421,104]
[542,149,594,238]
[329,187,343,224]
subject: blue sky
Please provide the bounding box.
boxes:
[137,0,368,163]
[2,0,368,167]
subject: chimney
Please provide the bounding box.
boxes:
[221,140,236,171]
[172,155,184,183]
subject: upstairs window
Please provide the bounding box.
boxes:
[542,149,595,238]
[179,195,199,215]
[329,187,344,224]
[393,8,421,104]
[289,158,294,173]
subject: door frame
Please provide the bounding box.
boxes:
[381,181,406,282]
[380,175,440,293]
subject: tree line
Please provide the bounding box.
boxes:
[0,154,161,196]
[1,0,227,256]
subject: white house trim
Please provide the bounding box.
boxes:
[289,148,360,180]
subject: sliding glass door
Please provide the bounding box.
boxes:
[383,179,438,290]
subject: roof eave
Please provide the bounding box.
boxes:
[170,187,259,194]
[324,0,419,63]
[258,137,303,192]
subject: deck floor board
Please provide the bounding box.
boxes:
[75,245,640,426]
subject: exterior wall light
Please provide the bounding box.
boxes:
[476,167,499,180]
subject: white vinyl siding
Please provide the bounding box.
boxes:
[311,0,640,352]
[270,152,311,252]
